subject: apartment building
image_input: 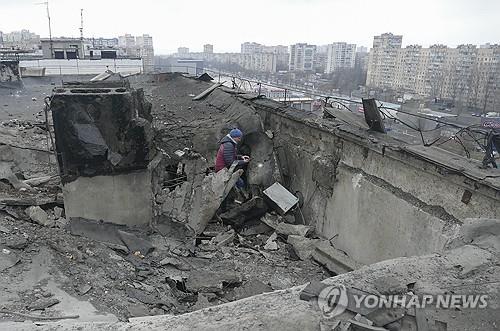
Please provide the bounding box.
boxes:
[325,42,357,73]
[289,43,316,72]
[366,33,499,111]
[366,33,403,88]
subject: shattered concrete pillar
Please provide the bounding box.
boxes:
[156,149,243,234]
[50,81,155,226]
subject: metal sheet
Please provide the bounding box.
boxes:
[263,182,299,214]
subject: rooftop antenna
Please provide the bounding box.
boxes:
[35,1,53,58]
[79,8,83,41]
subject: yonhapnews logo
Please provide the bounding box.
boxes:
[317,285,488,318]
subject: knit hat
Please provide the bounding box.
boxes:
[229,128,243,138]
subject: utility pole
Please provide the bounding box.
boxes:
[79,9,83,41]
[36,2,53,58]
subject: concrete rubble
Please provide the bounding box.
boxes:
[0,73,499,330]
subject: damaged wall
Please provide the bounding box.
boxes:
[50,82,155,226]
[252,98,500,265]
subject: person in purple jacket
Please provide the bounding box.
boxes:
[215,128,250,188]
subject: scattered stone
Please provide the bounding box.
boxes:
[4,235,29,250]
[77,284,92,295]
[118,230,154,256]
[25,206,52,227]
[55,217,68,228]
[106,243,129,254]
[28,297,60,310]
[240,223,273,236]
[125,287,159,305]
[160,256,190,271]
[312,240,363,275]
[191,293,212,311]
[0,249,19,271]
[0,224,10,233]
[287,235,320,261]
[219,197,269,228]
[261,213,312,237]
[211,229,235,247]
[276,223,312,237]
[53,206,63,219]
[264,232,278,251]
[226,279,273,301]
[185,270,242,293]
[354,313,374,326]
[127,303,150,317]
[299,280,329,301]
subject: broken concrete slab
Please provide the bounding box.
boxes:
[299,280,329,301]
[276,223,312,237]
[287,235,321,260]
[53,206,63,219]
[0,161,33,191]
[77,284,92,295]
[348,319,389,331]
[69,217,125,246]
[261,213,312,237]
[184,270,242,293]
[28,297,60,311]
[226,279,273,301]
[263,182,299,214]
[118,230,154,256]
[312,241,363,275]
[219,196,268,228]
[159,256,190,271]
[0,249,20,271]
[158,151,243,234]
[4,235,29,250]
[211,229,235,247]
[365,307,406,327]
[192,82,223,101]
[25,206,52,227]
[240,222,273,236]
[264,232,279,250]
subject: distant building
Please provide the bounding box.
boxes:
[136,34,154,72]
[240,42,289,71]
[41,38,86,59]
[325,42,356,73]
[203,44,213,54]
[289,43,316,72]
[178,47,189,55]
[1,29,40,51]
[241,42,263,54]
[118,34,136,49]
[365,32,500,112]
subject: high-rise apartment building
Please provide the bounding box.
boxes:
[366,33,403,88]
[289,43,316,72]
[325,42,357,73]
[365,33,499,111]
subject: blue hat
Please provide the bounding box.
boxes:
[230,128,243,138]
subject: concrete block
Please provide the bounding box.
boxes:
[63,171,153,226]
[312,241,363,275]
[25,206,51,227]
[287,235,321,260]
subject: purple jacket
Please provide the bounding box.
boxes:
[215,135,244,172]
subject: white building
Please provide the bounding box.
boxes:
[366,33,403,88]
[325,42,356,73]
[289,43,316,72]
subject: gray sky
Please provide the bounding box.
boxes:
[1,0,499,54]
